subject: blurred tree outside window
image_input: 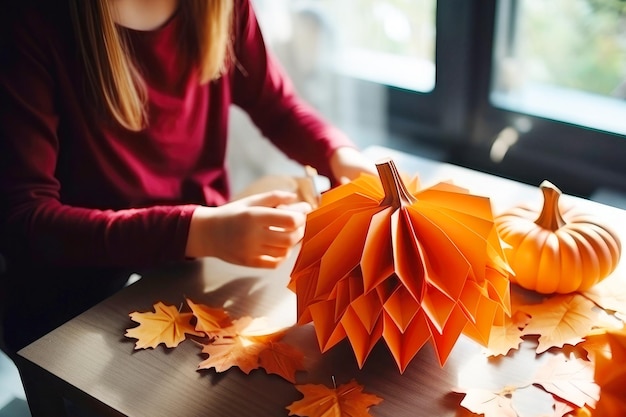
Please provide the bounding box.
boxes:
[492,0,626,135]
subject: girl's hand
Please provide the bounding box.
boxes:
[329,146,377,184]
[185,191,312,268]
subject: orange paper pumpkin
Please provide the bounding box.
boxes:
[495,181,621,294]
[289,158,512,372]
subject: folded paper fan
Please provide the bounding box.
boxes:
[288,158,513,372]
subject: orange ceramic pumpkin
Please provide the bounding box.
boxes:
[495,180,621,294]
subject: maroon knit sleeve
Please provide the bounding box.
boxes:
[0,9,197,268]
[230,0,357,180]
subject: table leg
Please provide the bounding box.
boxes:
[17,357,68,417]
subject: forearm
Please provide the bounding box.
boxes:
[231,0,356,180]
[2,199,197,268]
[254,100,357,180]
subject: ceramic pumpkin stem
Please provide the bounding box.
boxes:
[376,158,417,208]
[535,180,566,231]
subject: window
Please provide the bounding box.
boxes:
[250,0,626,201]
[255,0,436,92]
[491,0,626,136]
[252,0,439,154]
[467,0,626,199]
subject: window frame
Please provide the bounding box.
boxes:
[384,0,626,199]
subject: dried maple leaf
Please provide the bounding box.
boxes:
[533,355,599,409]
[287,379,382,417]
[198,316,304,381]
[453,387,518,417]
[186,298,231,335]
[125,301,204,349]
[520,294,602,353]
[484,310,531,357]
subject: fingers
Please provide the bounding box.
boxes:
[187,192,311,269]
[277,201,312,214]
[240,190,300,208]
[264,223,305,247]
[237,242,296,269]
[251,207,307,231]
[329,146,378,183]
[250,214,305,268]
[248,252,292,269]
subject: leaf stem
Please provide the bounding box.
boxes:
[376,158,417,208]
[534,180,566,231]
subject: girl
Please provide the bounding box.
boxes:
[0,0,375,356]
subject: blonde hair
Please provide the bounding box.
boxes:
[69,0,234,131]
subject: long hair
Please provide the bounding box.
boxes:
[68,0,234,131]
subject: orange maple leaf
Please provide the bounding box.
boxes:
[198,316,304,381]
[287,379,382,417]
[198,335,263,374]
[591,327,626,417]
[520,294,602,353]
[579,328,616,361]
[454,387,518,417]
[186,297,231,335]
[533,355,599,409]
[125,302,204,349]
[258,340,305,383]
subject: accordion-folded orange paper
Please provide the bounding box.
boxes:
[289,158,513,372]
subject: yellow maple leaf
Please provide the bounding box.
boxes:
[125,302,204,349]
[287,379,383,417]
[520,294,602,353]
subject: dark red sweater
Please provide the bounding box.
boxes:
[0,0,353,351]
[0,0,353,268]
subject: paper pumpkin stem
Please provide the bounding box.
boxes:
[534,180,566,231]
[376,158,417,208]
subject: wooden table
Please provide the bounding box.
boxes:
[17,145,626,417]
